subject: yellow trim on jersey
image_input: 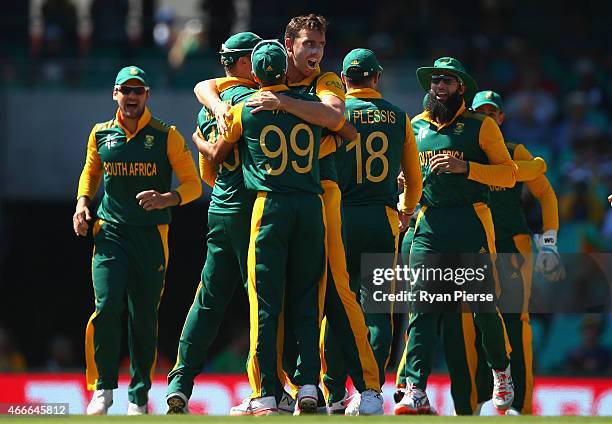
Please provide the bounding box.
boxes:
[259,84,290,93]
[288,67,321,88]
[224,102,246,143]
[468,117,516,188]
[321,180,380,390]
[216,76,258,93]
[167,128,202,205]
[315,72,346,101]
[199,152,217,187]
[115,107,152,141]
[77,125,104,200]
[461,313,479,412]
[416,102,466,130]
[346,88,382,99]
[318,193,328,325]
[319,134,338,159]
[247,192,267,397]
[401,116,422,215]
[513,143,547,182]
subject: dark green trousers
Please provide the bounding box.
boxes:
[323,203,398,402]
[247,191,326,399]
[166,212,251,399]
[85,220,168,406]
[401,204,510,392]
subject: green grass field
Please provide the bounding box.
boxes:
[0,416,610,423]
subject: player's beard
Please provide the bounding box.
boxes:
[425,90,463,124]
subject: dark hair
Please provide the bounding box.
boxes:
[344,73,377,87]
[284,14,328,40]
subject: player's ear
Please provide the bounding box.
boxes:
[284,37,293,53]
[112,87,119,101]
[498,111,505,125]
[458,84,466,95]
[340,72,346,85]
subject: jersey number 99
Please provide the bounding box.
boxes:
[259,124,315,175]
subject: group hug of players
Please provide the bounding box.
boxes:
[79,13,564,416]
[171,13,564,416]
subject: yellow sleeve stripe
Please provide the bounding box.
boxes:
[224,102,245,143]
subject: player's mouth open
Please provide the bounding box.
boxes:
[307,59,317,70]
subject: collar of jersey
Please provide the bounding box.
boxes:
[217,76,258,93]
[288,66,321,87]
[115,107,151,140]
[419,101,466,130]
[258,84,289,92]
[346,88,382,99]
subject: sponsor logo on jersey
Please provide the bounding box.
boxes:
[104,133,119,149]
[417,127,428,142]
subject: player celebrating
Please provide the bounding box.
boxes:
[321,48,422,413]
[394,57,516,415]
[194,14,385,416]
[74,66,201,415]
[463,90,560,415]
[197,40,327,415]
[165,32,264,414]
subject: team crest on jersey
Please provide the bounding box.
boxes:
[453,122,465,135]
[104,133,118,149]
[144,135,155,149]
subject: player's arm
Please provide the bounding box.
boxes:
[136,127,202,211]
[399,117,423,231]
[513,143,547,182]
[400,116,423,215]
[199,151,217,188]
[429,117,516,187]
[74,125,103,236]
[194,78,231,134]
[193,103,244,165]
[246,73,354,137]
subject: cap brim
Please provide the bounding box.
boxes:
[472,100,501,111]
[416,66,477,101]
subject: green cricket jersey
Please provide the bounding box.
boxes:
[77,108,201,226]
[288,69,347,182]
[199,77,257,214]
[489,142,529,241]
[412,109,491,208]
[224,85,323,194]
[337,88,409,208]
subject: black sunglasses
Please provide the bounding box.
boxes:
[431,75,459,85]
[115,85,148,95]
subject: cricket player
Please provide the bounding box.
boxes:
[394,57,516,415]
[321,48,422,414]
[196,40,327,415]
[165,32,265,414]
[74,66,201,415]
[195,14,385,416]
[456,90,560,415]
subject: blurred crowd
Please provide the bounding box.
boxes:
[1,0,611,375]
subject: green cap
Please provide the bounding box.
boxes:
[251,40,288,83]
[416,57,477,101]
[342,48,383,78]
[115,66,149,86]
[472,90,504,111]
[219,32,262,66]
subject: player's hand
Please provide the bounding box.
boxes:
[212,101,231,134]
[429,154,468,174]
[192,130,206,147]
[73,201,92,237]
[608,194,612,206]
[136,190,179,211]
[397,172,405,190]
[399,211,411,233]
[534,231,566,282]
[246,91,282,113]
